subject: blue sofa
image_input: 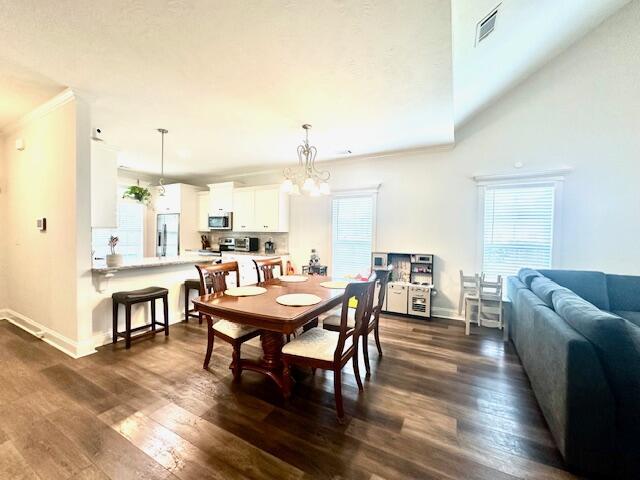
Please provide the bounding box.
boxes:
[507,269,640,478]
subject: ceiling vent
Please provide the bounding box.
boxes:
[476,5,500,45]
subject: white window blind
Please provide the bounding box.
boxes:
[482,183,555,278]
[92,188,145,260]
[332,195,375,278]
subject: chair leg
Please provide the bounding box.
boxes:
[374,323,383,357]
[334,368,345,422]
[112,301,118,344]
[184,285,189,322]
[353,352,363,392]
[203,318,215,369]
[125,304,132,349]
[163,295,169,336]
[150,299,156,332]
[231,343,242,383]
[198,312,203,325]
[362,333,371,376]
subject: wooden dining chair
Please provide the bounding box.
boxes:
[253,257,283,283]
[281,279,376,422]
[195,262,261,380]
[323,267,392,377]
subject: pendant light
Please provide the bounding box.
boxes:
[281,124,330,196]
[157,128,168,196]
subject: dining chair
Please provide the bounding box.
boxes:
[323,266,392,377]
[195,261,261,380]
[478,275,504,329]
[281,279,376,422]
[253,257,283,283]
[459,270,479,315]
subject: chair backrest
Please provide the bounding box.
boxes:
[253,257,283,283]
[371,266,393,326]
[460,270,479,292]
[479,276,503,300]
[334,279,376,362]
[195,261,240,295]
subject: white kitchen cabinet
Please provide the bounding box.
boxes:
[232,185,290,232]
[208,182,234,214]
[196,191,209,231]
[154,183,181,213]
[232,188,255,232]
[386,283,409,315]
[90,143,118,228]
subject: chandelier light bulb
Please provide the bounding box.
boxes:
[302,177,316,192]
[290,184,301,195]
[281,178,293,193]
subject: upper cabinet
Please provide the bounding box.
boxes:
[91,143,118,228]
[232,185,289,232]
[154,183,181,213]
[208,182,234,214]
[196,191,209,231]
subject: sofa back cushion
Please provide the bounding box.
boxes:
[606,274,640,313]
[518,268,542,288]
[539,269,610,311]
[530,276,569,308]
[552,289,640,455]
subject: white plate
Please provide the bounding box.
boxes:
[278,275,308,283]
[224,286,267,297]
[276,293,322,306]
[320,280,350,289]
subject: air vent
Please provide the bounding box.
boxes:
[476,5,500,45]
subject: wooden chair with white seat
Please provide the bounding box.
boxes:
[281,278,376,422]
[195,261,262,379]
[459,270,479,316]
[253,257,283,283]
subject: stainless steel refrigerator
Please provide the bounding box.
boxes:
[156,213,180,257]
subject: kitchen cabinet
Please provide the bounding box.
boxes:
[196,191,209,231]
[232,185,289,232]
[232,188,255,232]
[208,182,234,214]
[91,143,118,228]
[386,283,409,315]
[154,184,181,213]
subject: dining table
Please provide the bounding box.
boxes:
[191,275,346,397]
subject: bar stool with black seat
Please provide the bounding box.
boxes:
[112,287,169,349]
[184,278,203,323]
[196,261,262,379]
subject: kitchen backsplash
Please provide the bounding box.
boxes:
[211,232,289,254]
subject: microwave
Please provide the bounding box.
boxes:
[371,252,389,269]
[208,213,232,230]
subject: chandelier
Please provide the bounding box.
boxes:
[281,124,330,196]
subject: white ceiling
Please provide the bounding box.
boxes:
[0,0,630,178]
[452,0,630,125]
[0,0,453,178]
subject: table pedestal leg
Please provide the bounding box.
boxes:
[237,330,291,397]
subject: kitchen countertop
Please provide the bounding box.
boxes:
[92,252,290,273]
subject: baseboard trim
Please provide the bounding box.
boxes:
[0,308,96,358]
[431,307,464,321]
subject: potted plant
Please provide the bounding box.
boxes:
[122,185,152,205]
[106,235,123,267]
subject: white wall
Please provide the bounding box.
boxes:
[1,91,93,354]
[0,136,7,309]
[205,0,640,317]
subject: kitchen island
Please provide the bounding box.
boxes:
[88,252,289,355]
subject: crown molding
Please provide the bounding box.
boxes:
[1,88,76,136]
[473,167,573,185]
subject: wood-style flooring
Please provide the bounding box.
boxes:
[0,314,579,480]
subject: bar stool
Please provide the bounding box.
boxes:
[112,287,169,349]
[184,279,202,323]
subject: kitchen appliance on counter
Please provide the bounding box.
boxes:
[372,251,434,318]
[235,237,259,252]
[219,237,235,251]
[264,238,276,255]
[157,213,180,257]
[208,213,232,230]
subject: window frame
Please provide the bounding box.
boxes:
[475,175,564,276]
[330,187,379,278]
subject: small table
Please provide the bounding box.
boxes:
[192,275,344,397]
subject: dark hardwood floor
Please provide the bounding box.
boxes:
[0,314,579,479]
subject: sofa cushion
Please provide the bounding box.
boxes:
[552,289,640,468]
[539,269,610,311]
[518,268,543,288]
[607,274,640,312]
[530,276,569,308]
[613,310,640,328]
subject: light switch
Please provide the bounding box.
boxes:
[15,138,25,151]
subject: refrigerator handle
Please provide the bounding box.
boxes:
[157,231,162,247]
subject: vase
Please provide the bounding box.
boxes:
[106,254,123,267]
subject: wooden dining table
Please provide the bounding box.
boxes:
[191,275,346,397]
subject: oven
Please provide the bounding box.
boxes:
[408,285,431,318]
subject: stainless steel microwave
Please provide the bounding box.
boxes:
[208,213,232,230]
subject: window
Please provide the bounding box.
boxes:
[92,187,145,261]
[331,193,376,278]
[481,182,557,278]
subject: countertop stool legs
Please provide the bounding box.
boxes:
[112,287,170,349]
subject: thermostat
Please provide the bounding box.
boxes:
[36,218,47,231]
